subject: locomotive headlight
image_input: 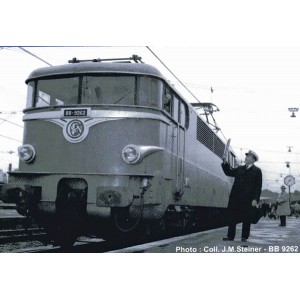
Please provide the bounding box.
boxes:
[122,145,140,164]
[122,145,164,165]
[18,144,36,163]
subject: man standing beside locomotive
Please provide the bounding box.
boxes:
[221,150,262,242]
[276,185,290,226]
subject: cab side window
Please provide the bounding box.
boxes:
[163,86,173,114]
[138,76,163,109]
[179,101,187,128]
[173,96,180,122]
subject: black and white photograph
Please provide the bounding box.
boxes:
[2,45,299,254]
[1,0,300,299]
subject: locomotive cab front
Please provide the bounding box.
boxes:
[6,60,189,244]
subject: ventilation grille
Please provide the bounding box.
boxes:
[197,117,225,158]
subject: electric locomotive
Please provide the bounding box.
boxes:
[2,55,238,246]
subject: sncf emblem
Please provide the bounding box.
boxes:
[66,120,84,140]
[48,117,120,143]
[62,119,88,143]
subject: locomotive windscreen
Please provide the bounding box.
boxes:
[26,75,164,109]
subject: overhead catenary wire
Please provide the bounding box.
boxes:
[0,134,22,143]
[146,46,201,104]
[231,145,300,155]
[0,111,22,114]
[170,81,256,94]
[0,117,23,128]
[19,47,53,66]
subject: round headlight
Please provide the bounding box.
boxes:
[122,145,140,164]
[18,144,36,163]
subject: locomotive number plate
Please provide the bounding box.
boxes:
[63,108,90,117]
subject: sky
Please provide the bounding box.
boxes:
[1,46,300,192]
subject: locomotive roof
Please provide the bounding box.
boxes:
[25,61,193,107]
[25,62,165,83]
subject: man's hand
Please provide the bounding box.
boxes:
[222,155,227,164]
[252,200,258,207]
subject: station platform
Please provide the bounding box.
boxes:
[111,216,300,253]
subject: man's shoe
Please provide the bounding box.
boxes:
[241,238,247,242]
[223,237,234,241]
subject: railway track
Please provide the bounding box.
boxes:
[0,208,226,253]
[0,228,47,244]
[8,226,223,253]
[0,225,150,253]
[12,236,145,253]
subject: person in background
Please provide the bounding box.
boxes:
[221,150,262,242]
[276,185,290,226]
[291,202,300,218]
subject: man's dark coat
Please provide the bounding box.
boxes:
[221,162,262,215]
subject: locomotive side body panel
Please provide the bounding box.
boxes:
[180,109,233,208]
